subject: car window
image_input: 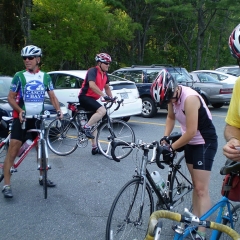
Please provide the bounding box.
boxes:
[0,78,11,97]
[197,73,219,83]
[54,74,83,89]
[146,70,162,83]
[108,74,127,82]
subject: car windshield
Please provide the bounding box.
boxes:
[0,77,12,97]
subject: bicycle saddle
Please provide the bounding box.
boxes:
[220,159,240,175]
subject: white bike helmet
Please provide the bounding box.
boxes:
[21,45,42,57]
[229,24,240,59]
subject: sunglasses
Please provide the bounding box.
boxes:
[22,56,35,60]
[102,62,110,65]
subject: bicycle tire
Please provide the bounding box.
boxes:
[97,119,135,160]
[46,118,79,156]
[216,203,240,240]
[106,178,154,240]
[170,155,193,213]
[41,139,47,199]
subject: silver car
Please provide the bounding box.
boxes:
[190,72,233,108]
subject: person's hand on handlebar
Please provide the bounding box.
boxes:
[159,136,170,145]
[162,145,175,162]
[103,95,116,102]
[57,110,63,119]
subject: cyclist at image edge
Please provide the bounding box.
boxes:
[78,53,114,155]
[2,45,63,198]
[223,23,240,161]
[151,70,218,240]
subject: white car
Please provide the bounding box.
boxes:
[215,65,240,76]
[47,70,142,120]
[192,70,238,84]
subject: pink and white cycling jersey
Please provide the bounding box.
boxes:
[172,86,216,145]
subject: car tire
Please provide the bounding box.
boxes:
[212,103,224,108]
[141,97,157,118]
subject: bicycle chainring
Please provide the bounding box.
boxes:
[77,132,88,148]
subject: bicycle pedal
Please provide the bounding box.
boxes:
[47,165,51,169]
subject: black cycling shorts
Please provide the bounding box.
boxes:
[184,141,218,171]
[11,118,39,142]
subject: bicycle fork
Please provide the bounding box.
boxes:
[37,139,51,170]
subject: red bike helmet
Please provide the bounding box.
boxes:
[229,24,240,59]
[150,69,177,104]
[95,53,112,63]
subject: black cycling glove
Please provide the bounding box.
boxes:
[162,145,175,162]
[103,95,113,101]
[159,136,170,145]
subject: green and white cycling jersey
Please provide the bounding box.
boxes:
[10,70,54,118]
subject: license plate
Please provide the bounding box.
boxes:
[120,93,128,99]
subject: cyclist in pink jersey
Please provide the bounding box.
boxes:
[223,24,240,161]
[151,69,218,240]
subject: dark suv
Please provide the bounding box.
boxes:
[112,65,193,118]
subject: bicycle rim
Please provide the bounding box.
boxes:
[46,118,79,156]
[41,139,47,199]
[217,204,240,240]
[106,178,154,240]
[170,155,193,213]
[97,119,135,160]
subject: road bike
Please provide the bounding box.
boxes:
[105,132,193,240]
[0,112,59,199]
[145,208,240,240]
[45,97,135,160]
[145,160,240,240]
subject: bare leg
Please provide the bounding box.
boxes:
[3,139,22,185]
[87,106,106,126]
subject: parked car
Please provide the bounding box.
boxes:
[0,76,69,130]
[192,70,238,84]
[111,64,193,118]
[189,72,233,108]
[215,65,240,76]
[47,70,142,121]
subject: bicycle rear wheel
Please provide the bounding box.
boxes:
[46,118,79,156]
[97,119,135,160]
[106,178,154,240]
[217,204,240,239]
[41,139,47,199]
[170,155,193,213]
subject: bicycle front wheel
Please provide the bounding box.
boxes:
[0,139,8,183]
[106,178,154,240]
[46,118,79,156]
[97,119,135,160]
[217,204,240,240]
[41,139,47,199]
[170,155,193,213]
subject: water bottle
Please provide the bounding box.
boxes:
[80,113,87,127]
[17,139,33,157]
[151,171,166,195]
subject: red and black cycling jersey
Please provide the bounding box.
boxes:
[79,66,109,100]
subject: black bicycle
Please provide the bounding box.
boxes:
[45,97,135,160]
[105,132,193,240]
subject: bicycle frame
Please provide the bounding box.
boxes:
[172,197,234,240]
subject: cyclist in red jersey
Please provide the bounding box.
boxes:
[78,53,114,155]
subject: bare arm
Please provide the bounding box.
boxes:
[171,95,200,150]
[47,91,63,118]
[8,91,25,122]
[164,103,175,136]
[223,124,240,161]
[89,81,106,97]
[104,84,113,98]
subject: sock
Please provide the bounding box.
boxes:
[92,144,97,149]
[196,231,206,239]
[39,176,43,180]
[84,124,91,129]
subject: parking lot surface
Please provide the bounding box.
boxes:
[0,106,229,239]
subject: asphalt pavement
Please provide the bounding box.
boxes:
[0,106,230,240]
